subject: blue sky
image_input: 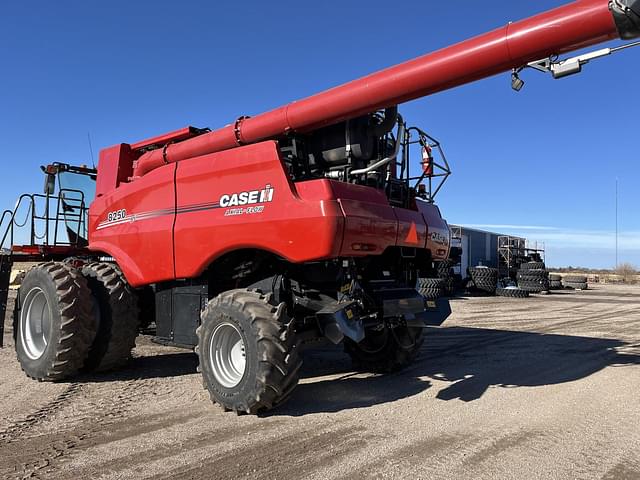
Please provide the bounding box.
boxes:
[1,1,638,268]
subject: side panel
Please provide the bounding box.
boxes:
[330,182,428,255]
[88,163,176,287]
[173,142,344,279]
[330,182,398,256]
[394,208,428,249]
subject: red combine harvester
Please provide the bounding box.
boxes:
[1,0,638,413]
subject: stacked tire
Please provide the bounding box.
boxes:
[469,267,498,294]
[549,274,563,290]
[496,287,529,298]
[517,262,550,293]
[520,261,545,271]
[562,275,588,290]
[416,277,444,299]
[436,259,456,296]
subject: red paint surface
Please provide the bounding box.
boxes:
[89,163,177,286]
[89,142,450,286]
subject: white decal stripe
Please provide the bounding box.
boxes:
[96,202,222,230]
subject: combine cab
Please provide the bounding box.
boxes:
[1,0,639,414]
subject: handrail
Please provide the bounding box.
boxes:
[401,126,452,203]
[0,190,88,251]
[0,194,37,249]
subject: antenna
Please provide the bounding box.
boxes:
[87,132,96,169]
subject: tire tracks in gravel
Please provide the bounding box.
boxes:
[0,375,186,480]
[331,432,486,479]
[56,418,288,480]
[145,424,371,480]
[0,383,83,444]
[535,305,640,334]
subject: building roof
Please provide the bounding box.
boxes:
[450,224,525,240]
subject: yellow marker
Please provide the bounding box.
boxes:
[427,301,436,308]
[346,309,354,319]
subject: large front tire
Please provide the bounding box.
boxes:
[196,289,301,414]
[345,325,424,373]
[14,262,96,381]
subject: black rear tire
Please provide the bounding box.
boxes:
[416,277,444,299]
[197,289,301,414]
[14,262,96,381]
[518,281,550,293]
[549,280,563,290]
[345,325,424,373]
[469,267,498,294]
[496,287,529,298]
[520,261,545,270]
[82,263,140,372]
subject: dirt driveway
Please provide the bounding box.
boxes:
[1,285,639,479]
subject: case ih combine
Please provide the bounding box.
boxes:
[1,0,638,414]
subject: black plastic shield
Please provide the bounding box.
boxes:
[407,297,452,327]
[317,301,365,344]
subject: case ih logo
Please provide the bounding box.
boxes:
[219,184,274,208]
[430,231,448,245]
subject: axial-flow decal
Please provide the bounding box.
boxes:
[96,185,274,230]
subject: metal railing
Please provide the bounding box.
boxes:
[0,189,88,251]
[400,126,452,203]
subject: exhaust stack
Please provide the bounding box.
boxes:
[132,0,640,178]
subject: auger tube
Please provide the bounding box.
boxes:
[132,0,640,178]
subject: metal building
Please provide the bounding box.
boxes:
[449,225,525,276]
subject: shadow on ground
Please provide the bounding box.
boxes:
[80,352,198,383]
[272,326,640,416]
[71,326,640,416]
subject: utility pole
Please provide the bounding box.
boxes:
[615,178,619,269]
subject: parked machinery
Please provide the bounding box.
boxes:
[1,0,639,414]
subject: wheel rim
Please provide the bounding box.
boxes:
[20,287,52,360]
[209,322,246,388]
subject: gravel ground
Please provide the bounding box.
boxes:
[1,284,639,480]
